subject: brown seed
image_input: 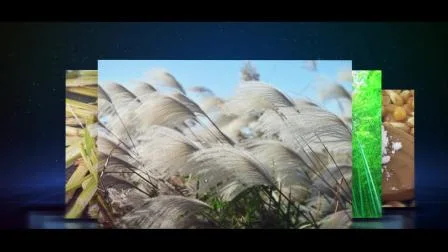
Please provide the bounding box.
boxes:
[401,90,411,102]
[382,95,391,105]
[389,122,410,132]
[384,113,394,122]
[389,91,404,106]
[403,103,413,115]
[408,96,414,109]
[407,117,414,127]
[385,104,397,113]
[393,106,407,121]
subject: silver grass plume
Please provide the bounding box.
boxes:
[135,125,201,178]
[223,81,295,116]
[318,82,352,102]
[121,196,211,229]
[133,81,157,100]
[184,146,276,201]
[189,86,215,96]
[240,61,260,81]
[145,68,186,94]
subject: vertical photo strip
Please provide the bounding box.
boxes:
[382,90,415,208]
[352,70,383,218]
[65,70,99,219]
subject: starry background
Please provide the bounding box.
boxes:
[0,22,447,228]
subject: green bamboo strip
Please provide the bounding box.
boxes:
[352,71,382,218]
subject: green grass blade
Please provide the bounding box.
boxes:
[66,164,89,192]
[65,141,82,168]
[65,177,97,219]
[80,128,98,183]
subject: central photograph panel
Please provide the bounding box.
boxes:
[97,60,353,229]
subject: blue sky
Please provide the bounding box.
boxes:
[98,60,352,115]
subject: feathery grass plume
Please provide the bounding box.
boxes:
[97,131,163,197]
[223,81,295,116]
[250,109,286,139]
[200,96,225,113]
[135,126,201,178]
[294,99,322,112]
[169,92,205,115]
[133,94,195,130]
[100,83,142,137]
[184,146,276,201]
[251,106,350,153]
[240,140,312,188]
[189,86,215,96]
[240,61,260,81]
[318,82,352,102]
[121,196,211,228]
[213,113,239,128]
[96,133,140,170]
[97,95,141,150]
[220,114,259,142]
[145,68,186,94]
[352,70,382,218]
[104,82,139,108]
[168,92,234,145]
[133,81,157,100]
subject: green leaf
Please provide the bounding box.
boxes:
[65,164,89,192]
[80,128,98,183]
[65,177,97,219]
[65,141,82,168]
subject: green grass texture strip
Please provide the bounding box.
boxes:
[352,71,382,218]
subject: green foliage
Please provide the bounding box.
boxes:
[204,186,314,229]
[352,71,382,218]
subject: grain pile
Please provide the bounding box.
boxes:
[382,90,414,135]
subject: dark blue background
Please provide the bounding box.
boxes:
[1,22,447,228]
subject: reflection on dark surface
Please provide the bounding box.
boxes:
[23,203,448,229]
[27,211,98,229]
[352,208,416,229]
[25,209,418,229]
